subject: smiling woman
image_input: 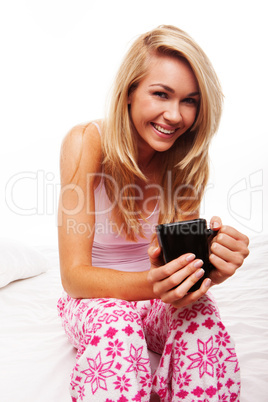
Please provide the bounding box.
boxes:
[57,25,249,401]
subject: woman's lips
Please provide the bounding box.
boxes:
[151,122,178,136]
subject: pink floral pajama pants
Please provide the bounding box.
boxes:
[57,292,240,402]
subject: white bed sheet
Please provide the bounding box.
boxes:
[0,236,267,401]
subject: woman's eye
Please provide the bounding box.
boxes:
[154,91,168,99]
[183,97,198,105]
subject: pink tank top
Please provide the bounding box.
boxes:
[91,122,159,272]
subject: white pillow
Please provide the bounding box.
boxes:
[0,238,50,288]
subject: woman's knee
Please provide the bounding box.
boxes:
[165,293,221,334]
[80,298,143,340]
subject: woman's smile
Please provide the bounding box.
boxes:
[151,122,178,136]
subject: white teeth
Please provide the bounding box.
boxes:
[153,123,176,135]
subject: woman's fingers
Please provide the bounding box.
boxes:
[147,249,212,304]
[160,266,208,303]
[211,241,244,268]
[170,277,212,309]
[149,254,212,308]
[148,252,195,282]
[212,226,249,252]
[147,246,163,268]
[211,226,250,265]
[212,232,242,254]
[210,216,222,230]
[209,225,250,284]
[152,257,203,296]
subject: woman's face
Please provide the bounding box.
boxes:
[128,53,200,162]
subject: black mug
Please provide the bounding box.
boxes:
[156,218,217,292]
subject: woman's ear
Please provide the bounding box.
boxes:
[128,92,132,105]
[128,83,137,105]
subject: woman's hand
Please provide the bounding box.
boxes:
[208,216,250,285]
[147,247,212,308]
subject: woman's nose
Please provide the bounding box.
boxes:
[163,102,182,124]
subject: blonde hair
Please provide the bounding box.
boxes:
[102,25,223,240]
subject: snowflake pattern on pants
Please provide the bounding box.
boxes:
[57,292,240,401]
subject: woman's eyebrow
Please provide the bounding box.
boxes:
[149,84,200,97]
[187,91,200,97]
[149,84,175,93]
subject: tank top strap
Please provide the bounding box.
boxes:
[91,121,102,137]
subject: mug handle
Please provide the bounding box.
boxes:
[206,228,218,238]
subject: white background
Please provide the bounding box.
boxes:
[1,0,267,246]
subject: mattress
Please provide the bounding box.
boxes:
[1,236,267,401]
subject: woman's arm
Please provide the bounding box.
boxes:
[58,122,157,300]
[58,124,216,302]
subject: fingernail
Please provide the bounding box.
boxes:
[194,259,203,268]
[195,268,205,279]
[212,222,220,230]
[205,278,212,287]
[186,254,195,262]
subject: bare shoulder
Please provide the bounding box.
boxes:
[60,121,103,185]
[60,122,102,163]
